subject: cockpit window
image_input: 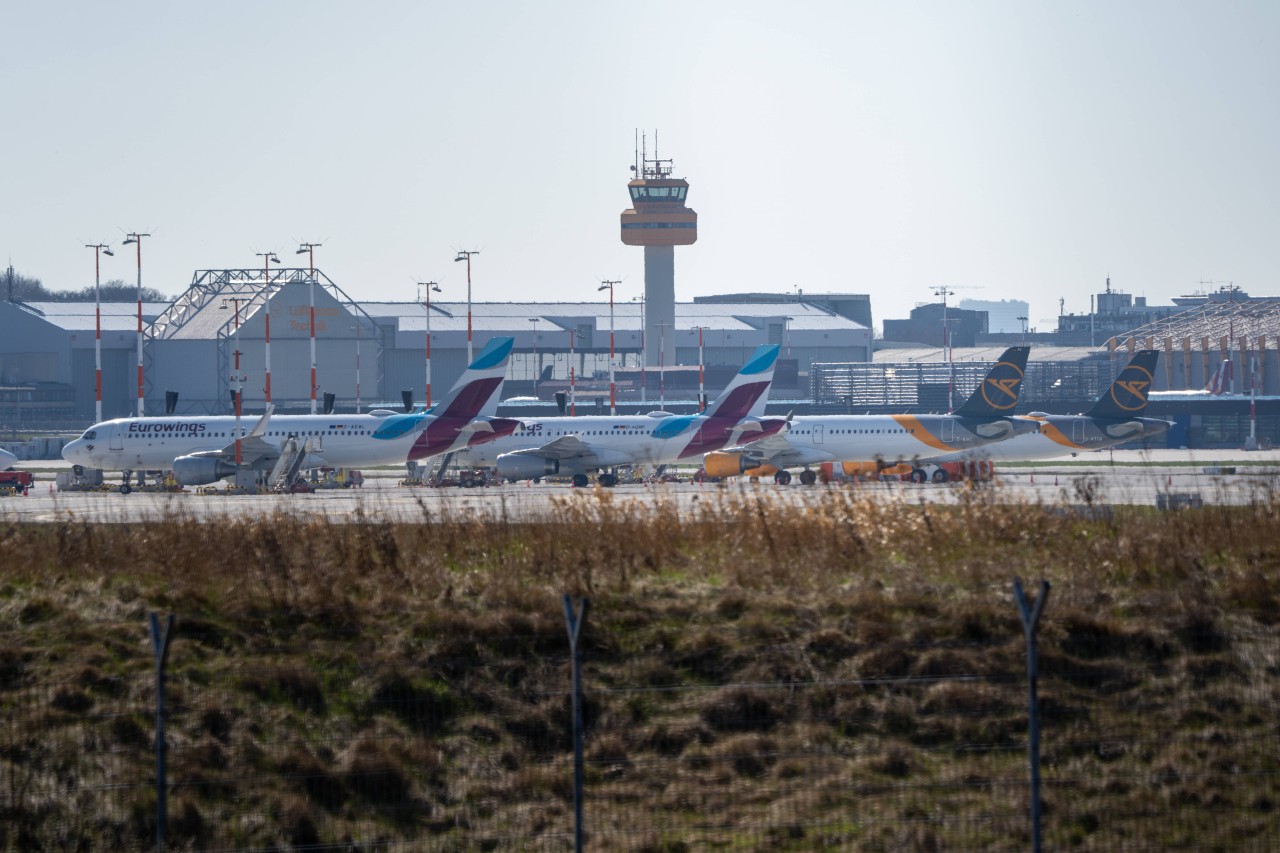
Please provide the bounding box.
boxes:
[82,430,97,440]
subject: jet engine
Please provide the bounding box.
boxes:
[172,455,237,486]
[495,453,560,481]
[703,451,769,478]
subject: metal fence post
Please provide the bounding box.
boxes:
[563,595,589,853]
[149,612,176,853]
[1013,578,1050,853]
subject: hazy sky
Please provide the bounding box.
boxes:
[4,1,1277,332]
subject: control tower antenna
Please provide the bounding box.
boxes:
[621,129,696,369]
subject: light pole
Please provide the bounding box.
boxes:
[122,232,150,417]
[528,318,540,398]
[350,324,363,413]
[599,280,620,414]
[418,281,441,408]
[1017,315,1028,344]
[659,320,667,409]
[454,249,479,363]
[297,242,322,414]
[569,326,577,416]
[85,242,114,423]
[633,294,646,404]
[220,297,246,466]
[694,325,706,410]
[932,286,956,411]
[256,252,281,404]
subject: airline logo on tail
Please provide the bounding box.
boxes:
[1111,368,1154,412]
[982,370,1024,411]
[957,347,1030,417]
[676,345,780,458]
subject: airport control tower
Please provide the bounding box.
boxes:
[621,136,696,368]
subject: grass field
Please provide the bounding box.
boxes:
[2,485,1279,850]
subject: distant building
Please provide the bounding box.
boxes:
[882,303,987,348]
[960,298,1027,335]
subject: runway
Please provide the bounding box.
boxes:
[3,450,1279,523]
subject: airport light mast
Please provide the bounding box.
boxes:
[454,249,479,363]
[599,280,620,414]
[220,297,247,466]
[257,252,282,404]
[85,242,114,423]
[620,132,696,371]
[932,285,956,411]
[122,232,150,417]
[296,241,322,414]
[418,281,441,407]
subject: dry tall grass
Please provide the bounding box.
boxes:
[2,487,1279,850]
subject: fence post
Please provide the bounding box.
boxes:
[149,612,176,853]
[562,595,589,853]
[1013,578,1050,853]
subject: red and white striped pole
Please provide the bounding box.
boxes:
[256,252,280,404]
[85,242,114,423]
[123,232,150,417]
[297,242,322,414]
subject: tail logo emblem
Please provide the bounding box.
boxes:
[1111,366,1154,412]
[980,362,1024,410]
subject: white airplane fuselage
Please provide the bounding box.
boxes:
[61,411,455,472]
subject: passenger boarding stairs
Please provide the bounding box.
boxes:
[268,435,314,491]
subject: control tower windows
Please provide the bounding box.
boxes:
[630,186,688,201]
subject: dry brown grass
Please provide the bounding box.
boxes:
[2,489,1280,849]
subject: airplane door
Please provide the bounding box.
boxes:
[1072,419,1084,444]
[813,424,824,445]
[941,419,955,443]
[109,429,123,451]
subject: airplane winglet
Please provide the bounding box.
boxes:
[248,404,275,439]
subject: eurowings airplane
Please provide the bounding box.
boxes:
[704,346,1039,485]
[61,336,517,492]
[927,349,1173,463]
[452,344,782,487]
[0,449,17,470]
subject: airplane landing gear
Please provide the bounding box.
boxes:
[120,470,133,495]
[774,470,792,486]
[597,472,618,487]
[572,473,589,488]
[910,468,928,484]
[799,469,817,486]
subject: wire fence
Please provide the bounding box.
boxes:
[2,584,1278,851]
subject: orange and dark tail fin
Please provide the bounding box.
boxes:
[954,346,1030,418]
[1085,349,1160,418]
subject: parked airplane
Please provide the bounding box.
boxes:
[452,344,782,487]
[927,349,1172,462]
[1149,358,1236,399]
[704,346,1038,484]
[61,337,517,492]
[0,449,17,470]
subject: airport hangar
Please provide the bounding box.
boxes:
[0,267,873,427]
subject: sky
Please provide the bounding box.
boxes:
[3,1,1278,334]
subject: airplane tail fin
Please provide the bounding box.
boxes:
[703,344,781,421]
[954,346,1030,418]
[1085,349,1160,418]
[1205,359,1232,395]
[432,337,515,420]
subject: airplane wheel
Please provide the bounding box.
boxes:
[119,483,133,495]
[799,470,817,486]
[598,473,618,487]
[910,469,927,484]
[774,470,792,486]
[931,468,949,484]
[572,474,589,488]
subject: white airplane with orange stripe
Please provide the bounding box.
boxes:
[704,346,1039,484]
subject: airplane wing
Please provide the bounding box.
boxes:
[191,406,282,467]
[502,433,637,468]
